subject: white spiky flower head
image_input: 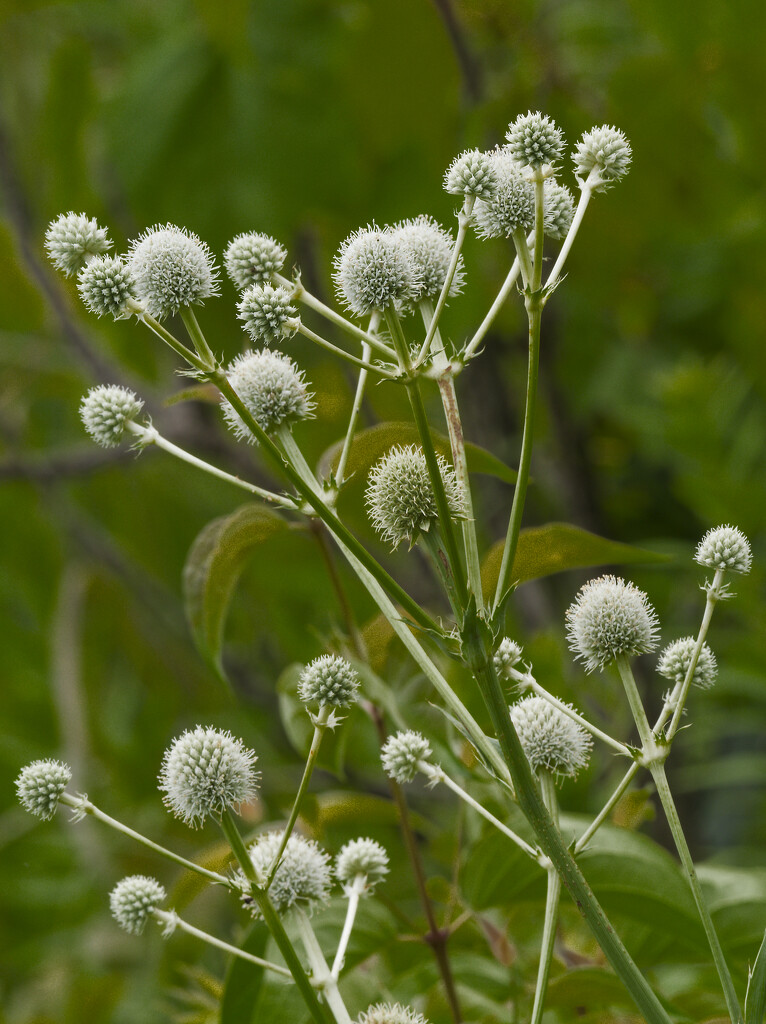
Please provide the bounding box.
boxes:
[237,283,299,344]
[298,655,360,708]
[510,696,593,778]
[158,726,259,828]
[366,444,465,549]
[333,225,420,317]
[390,215,465,302]
[493,637,524,676]
[473,149,535,239]
[127,224,219,320]
[573,125,632,192]
[80,385,144,448]
[657,637,718,691]
[224,232,287,291]
[45,212,111,277]
[444,149,498,199]
[244,830,331,915]
[506,111,565,172]
[381,730,431,784]
[357,1003,429,1024]
[221,349,314,442]
[109,876,166,935]
[336,838,389,890]
[543,180,575,240]
[695,525,752,575]
[566,575,660,673]
[16,759,72,820]
[77,256,137,318]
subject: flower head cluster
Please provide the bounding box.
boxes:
[366,444,464,549]
[16,759,71,820]
[110,876,166,935]
[127,224,219,320]
[158,726,259,828]
[695,525,752,575]
[45,212,111,277]
[335,838,389,889]
[224,232,287,291]
[333,225,420,316]
[391,215,465,302]
[473,149,535,239]
[80,385,144,448]
[237,283,298,344]
[493,637,524,676]
[443,149,498,199]
[245,831,331,915]
[298,655,360,708]
[566,575,660,672]
[573,125,632,191]
[221,349,314,441]
[357,1004,429,1024]
[543,181,575,239]
[658,638,718,691]
[510,696,593,778]
[505,111,565,171]
[381,730,431,784]
[78,256,137,318]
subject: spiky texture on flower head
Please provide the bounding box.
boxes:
[80,385,143,448]
[77,256,137,318]
[298,655,360,708]
[695,525,752,575]
[365,444,465,549]
[244,831,331,915]
[224,232,287,291]
[357,1003,429,1024]
[221,349,314,441]
[158,726,259,828]
[45,212,111,277]
[444,149,498,199]
[381,730,431,784]
[110,875,166,934]
[493,637,524,676]
[390,215,465,301]
[657,637,718,691]
[510,696,593,778]
[333,225,420,316]
[573,126,632,191]
[335,838,389,889]
[566,575,660,672]
[543,181,575,239]
[237,283,298,344]
[127,224,219,320]
[16,759,71,820]
[473,149,535,239]
[506,112,565,171]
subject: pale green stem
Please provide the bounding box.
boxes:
[530,770,561,1024]
[296,322,396,379]
[544,180,594,292]
[59,792,230,887]
[463,230,534,361]
[151,908,293,979]
[416,195,475,363]
[335,312,380,486]
[331,874,365,979]
[574,762,640,854]
[180,307,218,367]
[294,908,353,1024]
[266,705,331,889]
[134,307,207,370]
[531,175,546,290]
[512,228,533,288]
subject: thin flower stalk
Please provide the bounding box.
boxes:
[463,230,533,361]
[544,181,593,291]
[295,321,397,379]
[530,770,562,1024]
[335,312,380,486]
[331,874,365,979]
[293,908,353,1024]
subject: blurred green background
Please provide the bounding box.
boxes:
[2,1,765,1022]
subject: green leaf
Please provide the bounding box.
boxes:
[182,503,289,671]
[219,921,269,1024]
[481,522,668,596]
[318,421,517,485]
[745,930,766,1024]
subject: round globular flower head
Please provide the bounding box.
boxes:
[658,637,718,691]
[45,212,111,277]
[444,149,498,199]
[510,696,593,778]
[237,283,298,345]
[473,149,535,239]
[298,655,360,708]
[566,575,660,673]
[543,180,575,240]
[357,1004,428,1024]
[221,349,314,441]
[224,232,287,291]
[77,256,137,318]
[573,125,632,191]
[80,385,144,448]
[493,637,524,676]
[158,726,259,828]
[127,224,219,320]
[390,215,465,301]
[506,111,565,171]
[381,730,431,784]
[336,838,389,889]
[245,831,331,915]
[109,876,166,935]
[16,759,71,820]
[695,525,752,575]
[366,444,465,549]
[333,225,419,317]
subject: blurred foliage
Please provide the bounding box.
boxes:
[1,0,765,1022]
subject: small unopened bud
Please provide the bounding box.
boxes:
[110,875,166,934]
[493,637,524,676]
[381,730,431,784]
[333,225,420,316]
[237,283,298,344]
[298,655,360,708]
[80,385,144,448]
[506,111,565,171]
[243,831,331,915]
[566,575,660,672]
[658,637,718,691]
[45,212,111,277]
[510,696,593,778]
[221,349,314,441]
[127,224,219,320]
[224,232,287,291]
[16,759,71,820]
[357,1004,429,1024]
[573,125,632,191]
[695,525,752,575]
[335,838,389,889]
[443,149,498,199]
[543,180,575,239]
[78,256,137,318]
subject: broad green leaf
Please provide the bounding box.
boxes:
[219,921,269,1024]
[182,503,288,670]
[745,930,766,1024]
[481,522,668,596]
[545,966,632,1013]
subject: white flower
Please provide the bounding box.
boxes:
[658,638,718,691]
[80,385,143,448]
[16,759,71,819]
[390,215,465,301]
[221,349,314,441]
[335,838,389,890]
[237,283,298,344]
[242,831,331,915]
[110,876,166,934]
[298,655,360,708]
[224,232,287,291]
[45,212,111,277]
[473,149,535,239]
[381,731,431,784]
[444,149,498,199]
[695,525,752,575]
[510,696,593,778]
[127,224,219,320]
[566,575,660,672]
[573,125,632,191]
[506,111,565,171]
[333,225,420,316]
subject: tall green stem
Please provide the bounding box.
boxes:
[417,195,474,363]
[530,771,562,1024]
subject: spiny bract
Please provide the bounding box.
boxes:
[110,876,166,935]
[510,695,593,778]
[78,255,137,318]
[221,349,314,441]
[658,637,718,691]
[381,730,432,784]
[566,575,660,672]
[45,212,111,277]
[473,149,535,239]
[80,385,144,448]
[244,831,331,915]
[127,224,219,320]
[16,759,71,820]
[224,232,287,291]
[695,525,752,575]
[298,655,360,708]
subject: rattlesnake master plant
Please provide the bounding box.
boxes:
[17,110,758,1024]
